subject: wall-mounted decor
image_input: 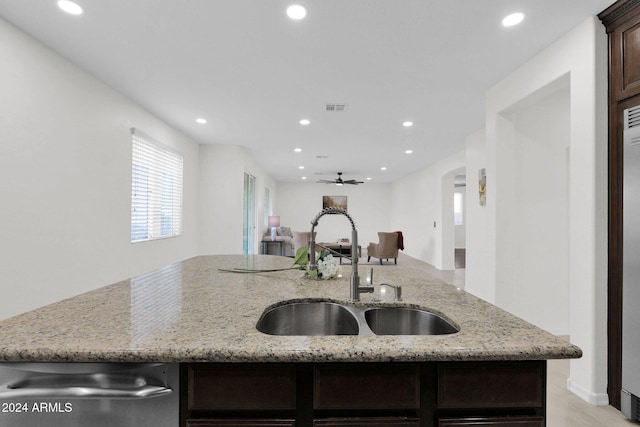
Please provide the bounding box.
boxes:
[323,195,347,211]
[478,168,487,207]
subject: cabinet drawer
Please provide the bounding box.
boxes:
[314,417,420,426]
[187,420,295,426]
[314,364,419,410]
[438,416,544,427]
[188,364,296,410]
[437,362,544,409]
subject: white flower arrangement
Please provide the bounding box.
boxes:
[316,253,340,280]
[294,247,340,280]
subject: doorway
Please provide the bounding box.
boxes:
[243,172,256,255]
[454,174,466,269]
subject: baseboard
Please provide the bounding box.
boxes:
[567,378,610,406]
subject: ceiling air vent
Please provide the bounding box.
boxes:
[325,104,348,112]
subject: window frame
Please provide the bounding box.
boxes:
[130,128,183,243]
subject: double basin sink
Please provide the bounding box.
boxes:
[256,300,459,336]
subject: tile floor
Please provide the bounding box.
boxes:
[370,252,638,426]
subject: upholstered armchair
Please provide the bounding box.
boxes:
[292,231,316,255]
[367,232,400,264]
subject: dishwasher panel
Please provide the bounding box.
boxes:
[0,363,178,427]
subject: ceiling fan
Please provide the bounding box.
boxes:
[317,172,364,186]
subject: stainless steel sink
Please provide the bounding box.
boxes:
[256,300,459,336]
[364,307,458,335]
[256,301,359,336]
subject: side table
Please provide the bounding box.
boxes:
[261,240,284,256]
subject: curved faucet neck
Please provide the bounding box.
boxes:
[308,208,367,301]
[310,207,356,230]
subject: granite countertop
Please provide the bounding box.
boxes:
[0,255,582,363]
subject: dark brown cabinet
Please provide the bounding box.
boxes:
[187,364,297,411]
[437,362,544,409]
[314,364,420,410]
[187,419,296,427]
[186,421,295,427]
[599,0,640,409]
[313,418,420,426]
[181,361,546,427]
[438,417,544,427]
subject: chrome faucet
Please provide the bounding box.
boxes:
[309,207,373,301]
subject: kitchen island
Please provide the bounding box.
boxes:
[0,255,581,426]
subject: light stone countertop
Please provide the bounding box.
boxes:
[0,255,582,363]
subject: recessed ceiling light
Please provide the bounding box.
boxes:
[405,149,413,154]
[502,12,524,27]
[366,177,372,181]
[196,118,207,124]
[57,0,83,15]
[287,5,307,20]
[402,121,413,127]
[381,167,387,171]
[302,176,307,180]
[299,166,305,169]
[299,119,310,125]
[294,148,302,152]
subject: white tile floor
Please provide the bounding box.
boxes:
[378,252,638,426]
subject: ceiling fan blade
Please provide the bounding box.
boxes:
[343,180,363,184]
[316,179,337,184]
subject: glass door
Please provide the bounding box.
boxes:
[243,172,256,254]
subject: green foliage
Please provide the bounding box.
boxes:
[293,246,309,266]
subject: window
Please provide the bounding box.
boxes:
[453,192,464,226]
[131,129,183,242]
[264,187,271,227]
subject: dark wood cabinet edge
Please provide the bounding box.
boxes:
[437,416,544,427]
[599,0,640,31]
[599,0,640,410]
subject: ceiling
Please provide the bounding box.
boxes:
[0,0,613,183]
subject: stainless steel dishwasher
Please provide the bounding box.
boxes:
[0,362,178,426]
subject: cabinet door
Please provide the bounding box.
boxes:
[187,364,296,411]
[438,416,543,427]
[612,18,640,101]
[187,421,295,427]
[314,364,419,410]
[438,362,544,409]
[314,418,420,426]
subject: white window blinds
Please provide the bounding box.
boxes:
[131,129,183,242]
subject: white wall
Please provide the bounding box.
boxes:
[199,144,277,255]
[498,81,571,335]
[389,152,465,269]
[464,130,492,301]
[482,16,608,405]
[0,18,200,320]
[275,182,391,248]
